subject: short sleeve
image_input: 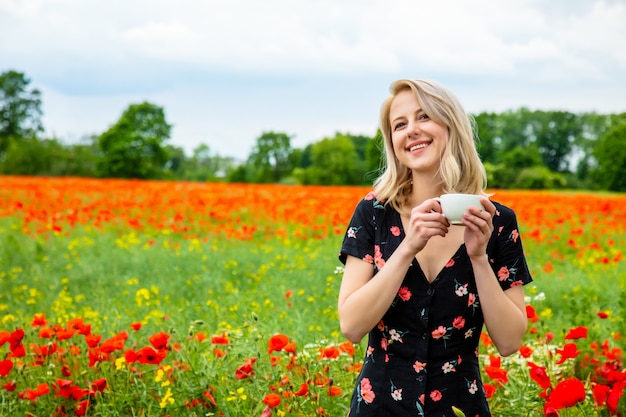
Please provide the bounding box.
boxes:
[338,194,379,265]
[488,202,533,290]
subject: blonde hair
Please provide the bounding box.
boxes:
[373,79,487,211]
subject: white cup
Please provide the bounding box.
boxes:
[436,193,485,225]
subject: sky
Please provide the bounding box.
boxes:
[1,0,625,160]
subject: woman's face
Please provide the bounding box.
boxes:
[389,89,449,176]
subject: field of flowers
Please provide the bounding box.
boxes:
[1,175,626,416]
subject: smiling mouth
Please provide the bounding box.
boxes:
[408,142,430,152]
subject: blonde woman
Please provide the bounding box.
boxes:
[338,79,532,416]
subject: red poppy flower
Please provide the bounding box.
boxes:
[135,346,167,365]
[211,332,229,345]
[203,388,217,408]
[607,380,626,413]
[91,378,107,394]
[483,383,497,398]
[555,342,582,364]
[519,345,533,358]
[484,365,508,385]
[338,341,355,356]
[328,386,342,396]
[235,358,256,379]
[148,331,170,350]
[0,359,13,377]
[527,362,551,390]
[545,378,586,409]
[597,311,610,319]
[263,393,281,408]
[525,305,539,323]
[268,334,289,354]
[75,399,90,416]
[85,334,102,348]
[318,346,340,360]
[284,341,296,354]
[31,313,48,327]
[4,380,17,392]
[592,383,610,406]
[564,326,588,340]
[294,382,309,396]
[130,322,142,331]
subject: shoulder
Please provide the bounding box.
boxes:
[354,191,388,212]
[491,201,518,223]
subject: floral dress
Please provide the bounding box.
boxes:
[339,193,533,417]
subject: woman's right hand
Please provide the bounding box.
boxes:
[403,198,450,254]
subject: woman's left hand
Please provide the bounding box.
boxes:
[462,197,496,258]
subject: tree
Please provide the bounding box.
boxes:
[303,135,360,185]
[473,112,500,164]
[592,117,626,192]
[247,131,294,183]
[97,102,172,179]
[534,111,581,172]
[0,70,43,153]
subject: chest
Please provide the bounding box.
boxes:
[400,217,465,283]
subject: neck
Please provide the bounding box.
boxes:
[405,171,444,209]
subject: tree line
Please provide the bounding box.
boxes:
[1,69,625,191]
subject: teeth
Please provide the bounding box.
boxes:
[409,143,428,152]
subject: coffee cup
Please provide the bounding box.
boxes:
[436,193,485,225]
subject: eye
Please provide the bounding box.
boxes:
[393,121,406,131]
[417,112,430,121]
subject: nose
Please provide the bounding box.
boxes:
[406,120,421,138]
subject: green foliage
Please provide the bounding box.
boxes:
[303,134,361,185]
[592,117,626,191]
[0,136,98,176]
[1,68,623,190]
[97,102,172,179]
[247,131,294,183]
[0,70,43,153]
[176,144,235,182]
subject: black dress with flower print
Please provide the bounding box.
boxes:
[339,193,533,417]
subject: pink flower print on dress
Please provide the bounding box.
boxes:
[511,229,519,243]
[391,388,403,401]
[497,266,510,281]
[363,254,374,264]
[397,286,412,301]
[453,316,466,329]
[455,283,468,297]
[431,326,447,339]
[467,293,476,307]
[347,226,360,239]
[413,360,427,373]
[390,226,401,236]
[430,389,443,402]
[374,245,385,269]
[445,258,455,268]
[360,377,375,404]
[442,362,456,374]
[468,379,478,394]
[389,329,402,343]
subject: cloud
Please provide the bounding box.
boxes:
[1,0,625,159]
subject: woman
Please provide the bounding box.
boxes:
[338,79,532,416]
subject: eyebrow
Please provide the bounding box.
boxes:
[391,108,424,124]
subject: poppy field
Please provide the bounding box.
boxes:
[1,176,626,416]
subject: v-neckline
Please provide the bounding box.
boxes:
[411,244,465,284]
[397,210,465,284]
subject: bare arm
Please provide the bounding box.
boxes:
[463,200,528,356]
[470,255,527,356]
